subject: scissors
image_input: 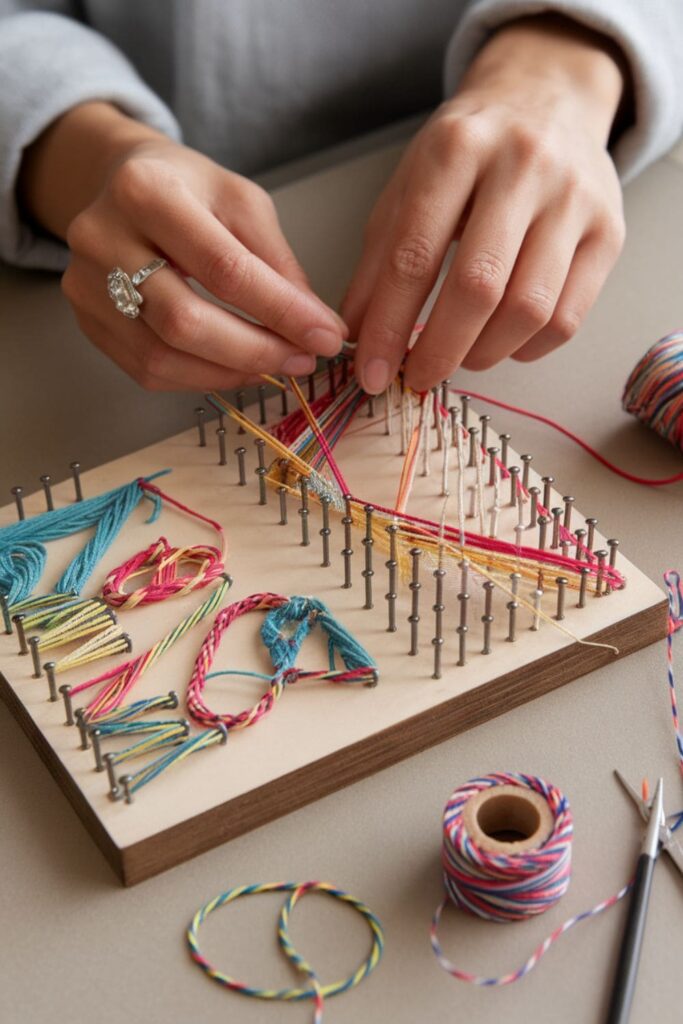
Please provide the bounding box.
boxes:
[614,770,683,877]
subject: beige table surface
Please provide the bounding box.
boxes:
[1,126,683,1024]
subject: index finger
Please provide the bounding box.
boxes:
[354,154,478,394]
[118,177,345,356]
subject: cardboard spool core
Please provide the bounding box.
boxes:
[462,785,555,854]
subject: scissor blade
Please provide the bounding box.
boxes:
[614,769,649,823]
[661,830,683,877]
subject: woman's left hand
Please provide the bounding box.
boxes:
[344,15,628,395]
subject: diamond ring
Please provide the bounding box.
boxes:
[107,258,168,319]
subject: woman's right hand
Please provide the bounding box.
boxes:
[21,103,347,390]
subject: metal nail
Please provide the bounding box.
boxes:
[585,517,598,553]
[216,427,227,466]
[551,507,562,549]
[121,774,134,804]
[385,523,399,633]
[299,477,310,546]
[481,580,495,655]
[235,446,247,486]
[562,496,575,531]
[449,407,459,447]
[606,539,619,595]
[59,684,74,725]
[320,495,331,567]
[506,599,518,642]
[461,394,470,429]
[595,550,607,596]
[13,614,28,655]
[104,753,121,799]
[44,662,58,702]
[255,439,266,470]
[28,636,42,678]
[531,588,543,631]
[278,485,288,525]
[195,406,206,447]
[408,548,421,655]
[341,495,353,589]
[11,486,24,521]
[432,565,446,679]
[541,476,554,512]
[574,528,587,562]
[75,708,89,749]
[528,486,540,529]
[499,434,511,469]
[468,427,479,468]
[0,594,12,634]
[91,729,105,772]
[578,566,590,608]
[70,461,84,502]
[555,577,568,620]
[508,466,520,506]
[257,383,267,425]
[487,447,499,487]
[456,592,469,666]
[362,505,374,609]
[510,571,521,598]
[440,379,450,411]
[40,474,54,512]
[479,414,491,452]
[520,454,532,491]
[280,380,289,417]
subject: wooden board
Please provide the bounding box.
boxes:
[0,391,667,884]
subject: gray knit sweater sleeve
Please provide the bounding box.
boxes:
[444,0,683,183]
[0,7,180,270]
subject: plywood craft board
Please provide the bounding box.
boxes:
[0,391,667,884]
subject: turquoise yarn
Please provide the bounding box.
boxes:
[0,471,168,606]
[260,595,378,676]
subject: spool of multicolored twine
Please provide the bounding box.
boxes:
[431,772,630,985]
[623,330,683,452]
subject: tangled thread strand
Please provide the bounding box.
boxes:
[187,881,385,1024]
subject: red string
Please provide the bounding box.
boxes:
[450,388,683,487]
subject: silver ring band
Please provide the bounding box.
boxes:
[107,258,168,319]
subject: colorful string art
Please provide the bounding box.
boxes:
[96,594,376,802]
[187,592,378,728]
[0,473,168,674]
[207,368,627,671]
[623,331,683,456]
[61,480,232,723]
[187,881,385,1024]
[430,772,630,986]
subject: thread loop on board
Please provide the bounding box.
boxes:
[186,593,378,729]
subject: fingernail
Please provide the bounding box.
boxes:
[302,327,343,357]
[282,353,317,377]
[361,357,390,395]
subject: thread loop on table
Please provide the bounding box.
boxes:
[187,880,384,1024]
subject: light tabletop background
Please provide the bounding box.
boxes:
[1,122,682,1024]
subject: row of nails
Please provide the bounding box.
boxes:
[9,462,83,520]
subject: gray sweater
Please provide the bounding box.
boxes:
[1,0,682,270]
